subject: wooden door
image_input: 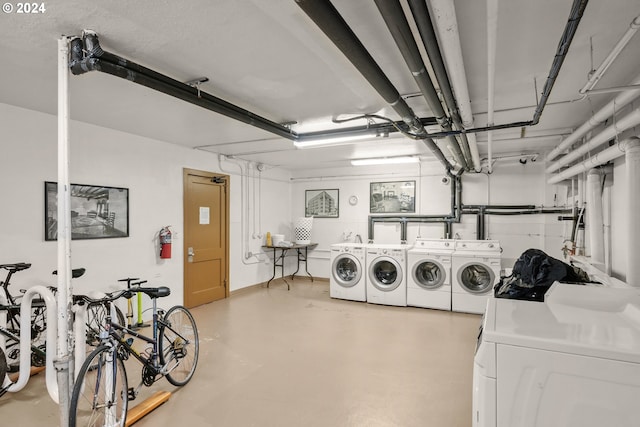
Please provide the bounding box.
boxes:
[183,168,229,308]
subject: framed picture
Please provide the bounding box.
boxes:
[370,181,416,213]
[305,189,339,218]
[45,182,130,241]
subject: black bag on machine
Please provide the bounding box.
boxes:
[494,248,591,302]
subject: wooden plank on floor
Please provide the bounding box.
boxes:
[125,390,171,426]
[7,366,46,383]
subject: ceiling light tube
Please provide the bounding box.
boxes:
[351,156,420,166]
[294,133,374,148]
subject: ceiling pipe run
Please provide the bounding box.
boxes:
[68,31,439,150]
[407,0,474,171]
[548,136,640,184]
[486,0,498,174]
[546,72,640,162]
[374,0,468,169]
[579,15,640,94]
[546,108,640,174]
[429,0,481,172]
[295,0,454,171]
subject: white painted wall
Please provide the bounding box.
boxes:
[0,102,290,315]
[291,159,571,278]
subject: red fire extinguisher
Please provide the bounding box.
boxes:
[159,226,172,259]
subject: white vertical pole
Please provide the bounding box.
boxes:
[626,138,640,286]
[56,35,73,427]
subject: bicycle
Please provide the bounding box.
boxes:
[69,286,199,426]
[0,263,48,371]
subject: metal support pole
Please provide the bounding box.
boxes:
[57,35,73,427]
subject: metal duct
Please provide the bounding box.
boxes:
[407,0,473,170]
[294,0,454,170]
[374,0,468,169]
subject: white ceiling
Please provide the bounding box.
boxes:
[1,0,639,172]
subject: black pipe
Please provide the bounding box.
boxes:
[407,0,473,166]
[531,0,588,125]
[444,222,452,239]
[294,0,453,171]
[462,204,536,210]
[374,0,468,169]
[477,206,486,240]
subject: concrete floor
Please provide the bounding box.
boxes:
[0,279,481,426]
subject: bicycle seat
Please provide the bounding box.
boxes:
[0,262,32,272]
[52,268,86,279]
[137,287,171,299]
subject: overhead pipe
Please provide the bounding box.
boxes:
[374,0,468,169]
[546,107,640,173]
[71,32,440,148]
[579,15,640,94]
[407,0,473,169]
[547,137,640,184]
[429,0,481,171]
[294,0,454,170]
[586,168,605,266]
[546,72,640,162]
[486,0,498,174]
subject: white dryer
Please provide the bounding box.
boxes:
[451,240,501,314]
[407,238,454,310]
[365,243,409,307]
[329,243,367,302]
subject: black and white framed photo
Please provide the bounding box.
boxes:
[370,181,415,213]
[305,189,339,218]
[45,182,130,241]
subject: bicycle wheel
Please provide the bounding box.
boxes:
[159,305,199,386]
[0,346,7,384]
[86,304,125,347]
[70,344,128,427]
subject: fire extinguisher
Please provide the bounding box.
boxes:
[159,226,172,259]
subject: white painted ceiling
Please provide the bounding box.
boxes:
[1,0,639,172]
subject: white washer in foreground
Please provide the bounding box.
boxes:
[407,238,454,310]
[329,243,367,302]
[366,244,409,307]
[473,283,640,427]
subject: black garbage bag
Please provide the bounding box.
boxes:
[494,248,591,302]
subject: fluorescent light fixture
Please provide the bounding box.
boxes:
[294,133,382,148]
[351,156,420,166]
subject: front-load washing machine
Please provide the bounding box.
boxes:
[407,238,455,310]
[330,243,367,301]
[366,243,409,306]
[451,240,501,314]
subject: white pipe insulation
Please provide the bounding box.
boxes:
[429,0,481,171]
[486,0,498,174]
[546,108,640,173]
[547,137,640,184]
[586,169,605,266]
[627,138,640,287]
[579,15,640,94]
[546,72,640,163]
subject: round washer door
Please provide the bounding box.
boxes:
[332,254,362,288]
[457,262,495,294]
[412,259,446,290]
[369,256,403,292]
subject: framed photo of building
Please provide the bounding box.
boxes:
[45,181,130,241]
[370,181,415,213]
[305,189,339,218]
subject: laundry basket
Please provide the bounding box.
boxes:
[294,217,313,244]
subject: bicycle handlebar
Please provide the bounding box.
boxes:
[74,286,171,305]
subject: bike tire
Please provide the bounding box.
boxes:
[85,304,125,347]
[159,305,199,386]
[69,344,128,427]
[0,346,7,384]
